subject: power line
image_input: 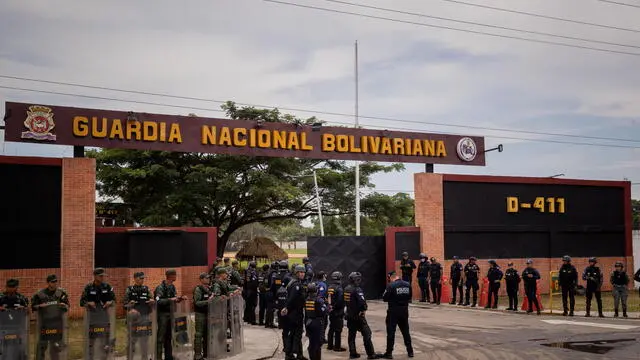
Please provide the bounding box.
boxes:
[436,0,640,34]
[596,0,640,8]
[320,0,640,50]
[2,85,640,149]
[262,0,640,57]
[2,75,640,144]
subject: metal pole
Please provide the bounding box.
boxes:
[313,170,324,236]
[355,40,361,236]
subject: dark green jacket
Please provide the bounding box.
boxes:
[154,280,177,313]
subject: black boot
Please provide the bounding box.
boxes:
[614,309,619,317]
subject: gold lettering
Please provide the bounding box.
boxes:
[273,130,287,149]
[159,122,166,142]
[249,129,257,147]
[73,116,89,137]
[424,140,435,156]
[322,134,335,152]
[336,135,349,152]
[348,135,361,153]
[143,122,157,142]
[368,137,380,154]
[233,128,247,146]
[219,127,231,146]
[287,132,299,150]
[381,138,392,154]
[91,117,108,138]
[125,120,141,140]
[257,129,271,148]
[168,123,182,143]
[436,140,446,156]
[361,136,368,153]
[404,139,413,155]
[110,119,124,140]
[301,133,313,150]
[392,138,404,155]
[412,140,423,156]
[202,126,216,145]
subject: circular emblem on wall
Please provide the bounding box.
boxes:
[456,137,477,162]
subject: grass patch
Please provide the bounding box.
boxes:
[285,248,308,255]
[493,290,640,314]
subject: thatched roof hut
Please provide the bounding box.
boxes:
[235,237,289,261]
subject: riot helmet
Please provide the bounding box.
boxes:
[330,271,343,281]
[348,272,362,285]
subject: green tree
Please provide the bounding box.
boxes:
[88,101,403,255]
[313,192,415,236]
[632,199,639,230]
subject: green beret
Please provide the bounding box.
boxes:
[216,267,228,275]
[46,274,58,283]
[93,268,106,276]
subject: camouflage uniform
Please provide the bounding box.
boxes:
[123,276,153,360]
[31,279,70,360]
[193,275,213,360]
[154,279,177,359]
[230,261,243,287]
[79,270,116,360]
[0,281,29,360]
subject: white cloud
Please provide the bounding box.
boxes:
[0,0,639,198]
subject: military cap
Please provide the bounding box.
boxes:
[166,269,177,276]
[134,272,145,278]
[588,257,597,263]
[469,256,477,261]
[93,268,106,276]
[452,256,459,260]
[6,278,19,287]
[401,252,408,257]
[614,261,623,267]
[526,259,533,264]
[199,272,211,279]
[507,262,514,266]
[46,274,58,282]
[216,267,228,275]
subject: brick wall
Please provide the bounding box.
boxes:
[61,158,96,318]
[0,268,60,303]
[414,173,445,261]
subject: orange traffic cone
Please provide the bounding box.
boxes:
[521,280,544,311]
[478,278,489,308]
[440,276,451,304]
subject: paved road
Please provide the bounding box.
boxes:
[271,301,640,360]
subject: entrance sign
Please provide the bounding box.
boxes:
[4,102,486,165]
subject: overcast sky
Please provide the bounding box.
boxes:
[1,0,639,198]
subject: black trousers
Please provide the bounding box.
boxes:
[244,290,257,324]
[586,286,603,314]
[561,285,575,313]
[265,293,275,327]
[347,317,375,357]
[465,280,479,305]
[385,307,413,355]
[506,284,518,309]
[487,283,500,308]
[327,314,344,349]
[525,285,540,311]
[258,292,267,324]
[417,278,430,302]
[283,315,304,357]
[429,280,442,304]
[306,318,323,360]
[451,278,463,303]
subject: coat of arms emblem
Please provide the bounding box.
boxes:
[21,105,57,141]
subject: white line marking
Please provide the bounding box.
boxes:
[541,319,638,330]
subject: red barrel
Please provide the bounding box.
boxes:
[440,276,451,304]
[478,277,489,307]
[521,280,544,311]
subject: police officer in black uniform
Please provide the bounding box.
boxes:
[265,262,279,328]
[382,271,414,359]
[258,263,270,326]
[344,272,382,359]
[504,262,520,311]
[303,257,314,284]
[429,257,443,305]
[463,257,480,307]
[558,255,578,316]
[450,256,464,305]
[399,252,416,287]
[281,265,307,360]
[326,271,346,352]
[243,261,259,325]
[522,259,541,315]
[485,260,503,309]
[304,282,327,360]
[416,253,430,303]
[276,260,293,330]
[582,257,604,318]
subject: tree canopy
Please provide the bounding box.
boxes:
[88,101,404,255]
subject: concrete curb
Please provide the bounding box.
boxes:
[255,328,281,360]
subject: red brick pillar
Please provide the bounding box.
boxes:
[414,173,445,261]
[60,158,96,318]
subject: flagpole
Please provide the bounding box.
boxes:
[355,40,361,236]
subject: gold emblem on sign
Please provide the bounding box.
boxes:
[22,105,57,141]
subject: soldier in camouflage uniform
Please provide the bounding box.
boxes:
[124,272,155,360]
[0,278,29,309]
[32,275,70,360]
[193,272,213,360]
[79,268,116,360]
[230,260,243,287]
[0,278,29,360]
[154,269,187,360]
[210,257,223,278]
[212,267,241,348]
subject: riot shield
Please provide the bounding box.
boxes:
[83,305,116,360]
[0,308,29,360]
[170,300,193,359]
[35,303,68,360]
[207,298,228,359]
[127,301,157,360]
[227,295,244,356]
